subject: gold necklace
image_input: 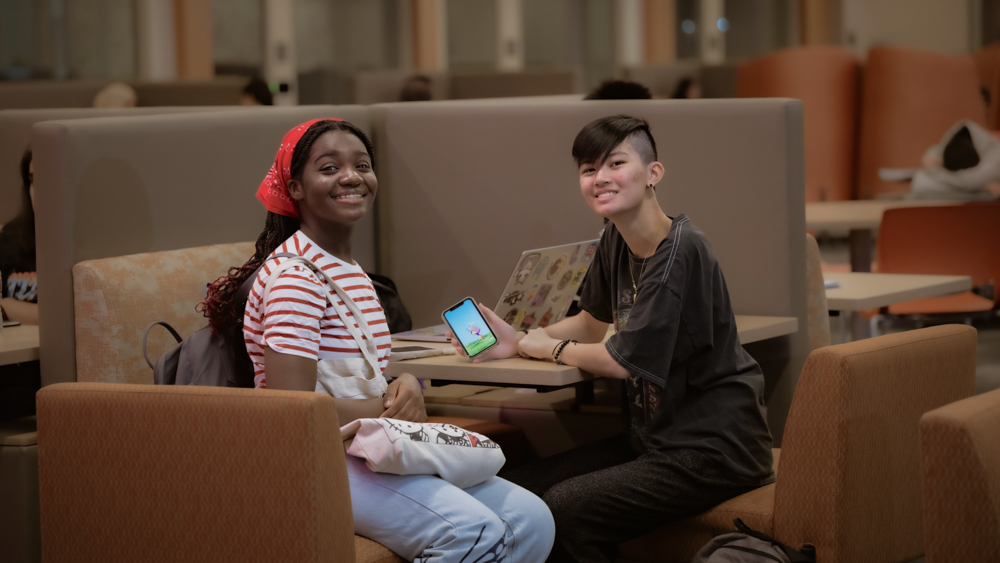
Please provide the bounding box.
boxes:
[629,220,666,302]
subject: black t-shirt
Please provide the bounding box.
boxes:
[579,215,774,484]
[0,223,37,302]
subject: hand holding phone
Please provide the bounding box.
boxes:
[443,299,523,363]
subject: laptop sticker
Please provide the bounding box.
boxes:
[520,310,537,330]
[572,267,587,286]
[514,253,540,286]
[557,270,573,290]
[501,290,525,306]
[582,243,598,263]
[503,308,519,325]
[538,308,554,328]
[531,284,553,307]
[568,244,581,265]
[512,309,526,328]
[532,256,549,281]
[547,255,568,280]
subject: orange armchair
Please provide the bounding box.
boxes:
[877,203,1000,317]
[619,324,977,563]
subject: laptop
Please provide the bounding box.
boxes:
[393,239,601,342]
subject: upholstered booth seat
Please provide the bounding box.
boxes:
[619,324,977,563]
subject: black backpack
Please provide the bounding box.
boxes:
[143,254,412,387]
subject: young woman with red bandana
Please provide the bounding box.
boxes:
[202,119,554,563]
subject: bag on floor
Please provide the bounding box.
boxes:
[690,519,815,563]
[341,418,506,488]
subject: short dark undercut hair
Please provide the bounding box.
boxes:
[572,115,658,168]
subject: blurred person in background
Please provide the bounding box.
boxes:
[671,78,701,99]
[586,80,652,100]
[400,74,433,102]
[1,148,38,325]
[93,82,138,108]
[241,77,274,106]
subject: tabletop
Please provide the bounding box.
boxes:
[0,325,40,366]
[824,272,971,311]
[386,315,799,386]
[805,200,960,231]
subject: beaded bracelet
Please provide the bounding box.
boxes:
[553,339,578,365]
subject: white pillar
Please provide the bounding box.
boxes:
[263,0,298,105]
[699,0,724,64]
[616,0,644,68]
[496,0,524,71]
[135,0,177,81]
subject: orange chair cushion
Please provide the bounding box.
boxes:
[355,536,404,563]
[887,291,994,315]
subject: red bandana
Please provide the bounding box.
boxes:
[256,118,344,219]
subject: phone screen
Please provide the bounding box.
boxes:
[442,299,498,357]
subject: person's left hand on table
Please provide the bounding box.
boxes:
[518,329,559,361]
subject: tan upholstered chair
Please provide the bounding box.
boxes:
[804,233,831,352]
[618,324,977,563]
[919,387,1000,561]
[68,244,526,561]
[36,383,371,563]
[73,242,255,384]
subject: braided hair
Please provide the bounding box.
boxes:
[199,119,376,334]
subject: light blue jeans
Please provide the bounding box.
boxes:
[347,455,555,562]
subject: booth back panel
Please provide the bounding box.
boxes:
[0,107,247,225]
[857,47,988,199]
[34,106,373,386]
[448,70,579,99]
[132,78,245,106]
[737,47,860,202]
[620,61,702,98]
[0,81,108,111]
[351,70,450,105]
[0,79,245,112]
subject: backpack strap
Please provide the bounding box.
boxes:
[260,255,382,378]
[142,321,183,369]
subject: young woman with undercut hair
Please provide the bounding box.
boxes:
[455,115,775,563]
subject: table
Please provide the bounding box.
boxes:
[824,272,971,339]
[806,200,960,272]
[824,272,971,311]
[386,315,799,389]
[0,325,40,366]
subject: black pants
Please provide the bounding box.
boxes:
[500,435,763,563]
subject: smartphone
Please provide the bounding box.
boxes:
[2,320,20,328]
[441,297,499,359]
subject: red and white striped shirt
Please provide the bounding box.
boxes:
[243,230,391,389]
